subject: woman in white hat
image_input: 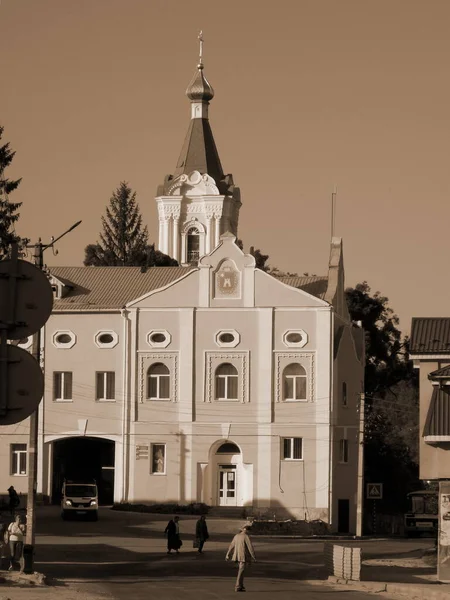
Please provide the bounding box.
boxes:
[225,523,256,592]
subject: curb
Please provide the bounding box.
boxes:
[252,535,390,541]
[324,576,450,600]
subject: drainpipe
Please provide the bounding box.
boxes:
[121,308,131,503]
[328,306,334,529]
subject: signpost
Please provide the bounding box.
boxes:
[0,245,53,425]
[366,483,383,535]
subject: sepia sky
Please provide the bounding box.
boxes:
[1,0,449,333]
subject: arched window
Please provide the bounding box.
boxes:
[147,363,170,400]
[215,363,238,401]
[342,382,348,406]
[216,442,241,454]
[283,363,307,401]
[187,227,200,264]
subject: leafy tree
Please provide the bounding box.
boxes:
[346,282,420,517]
[0,126,24,258]
[345,281,413,397]
[84,182,177,267]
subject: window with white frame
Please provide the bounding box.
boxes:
[11,444,27,476]
[339,439,349,463]
[215,363,239,401]
[187,227,200,264]
[150,444,166,474]
[96,372,116,401]
[147,363,170,400]
[282,437,303,460]
[283,363,307,401]
[342,382,348,407]
[53,372,73,401]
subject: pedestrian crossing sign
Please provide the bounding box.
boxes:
[366,483,383,499]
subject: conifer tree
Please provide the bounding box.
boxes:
[0,126,23,258]
[84,181,177,267]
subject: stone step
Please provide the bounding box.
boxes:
[207,506,252,519]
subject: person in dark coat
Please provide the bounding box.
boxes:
[164,516,181,554]
[8,487,20,517]
[195,514,209,553]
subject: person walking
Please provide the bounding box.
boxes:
[7,487,20,517]
[6,515,25,571]
[225,523,256,592]
[164,516,182,554]
[195,514,209,554]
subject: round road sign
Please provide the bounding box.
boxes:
[0,259,53,340]
[0,345,44,425]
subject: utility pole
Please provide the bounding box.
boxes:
[356,391,365,537]
[24,221,81,573]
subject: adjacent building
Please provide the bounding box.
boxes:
[0,55,364,532]
[410,318,450,479]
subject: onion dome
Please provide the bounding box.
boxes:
[186,63,215,103]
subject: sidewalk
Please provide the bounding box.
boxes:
[319,548,450,600]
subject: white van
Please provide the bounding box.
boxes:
[61,479,99,521]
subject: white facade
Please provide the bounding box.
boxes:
[0,58,364,533]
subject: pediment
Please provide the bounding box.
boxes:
[166,171,220,196]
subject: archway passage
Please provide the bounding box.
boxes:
[52,437,115,505]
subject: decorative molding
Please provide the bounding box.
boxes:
[205,351,249,403]
[275,352,315,403]
[147,330,171,349]
[139,352,178,403]
[167,172,220,197]
[215,329,241,348]
[282,329,308,349]
[52,330,76,349]
[94,330,119,349]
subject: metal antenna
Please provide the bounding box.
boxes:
[331,185,337,239]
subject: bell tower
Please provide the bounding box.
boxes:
[155,33,242,265]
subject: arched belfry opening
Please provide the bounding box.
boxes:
[187,227,200,264]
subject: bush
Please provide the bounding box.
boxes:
[111,502,210,515]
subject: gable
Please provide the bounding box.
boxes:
[127,269,200,308]
[255,270,329,308]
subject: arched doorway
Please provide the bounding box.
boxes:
[215,442,241,507]
[52,437,115,505]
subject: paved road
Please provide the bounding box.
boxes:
[28,506,435,599]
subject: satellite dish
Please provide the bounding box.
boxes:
[0,345,44,425]
[0,259,53,340]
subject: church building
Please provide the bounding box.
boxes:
[0,52,364,533]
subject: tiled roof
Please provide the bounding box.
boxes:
[49,266,195,310]
[273,275,329,300]
[423,386,450,437]
[429,365,450,379]
[410,318,450,354]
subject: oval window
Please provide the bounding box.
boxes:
[56,333,72,344]
[98,333,114,344]
[150,333,167,344]
[286,332,303,344]
[219,332,235,344]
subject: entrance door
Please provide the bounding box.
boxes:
[218,465,237,506]
[338,499,350,533]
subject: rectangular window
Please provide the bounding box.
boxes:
[342,382,348,407]
[339,439,349,463]
[11,444,27,476]
[151,444,166,475]
[96,372,116,401]
[54,372,73,401]
[282,437,303,460]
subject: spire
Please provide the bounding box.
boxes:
[173,31,224,184]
